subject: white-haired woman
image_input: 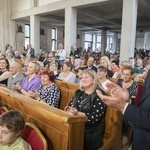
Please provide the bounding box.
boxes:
[64,69,106,150]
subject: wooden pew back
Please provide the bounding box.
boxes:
[55,80,79,110]
[0,87,87,150]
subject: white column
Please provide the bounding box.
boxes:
[64,7,77,56]
[113,33,118,53]
[144,32,150,50]
[47,27,52,52]
[101,30,106,56]
[0,0,10,53]
[120,0,138,62]
[30,15,40,55]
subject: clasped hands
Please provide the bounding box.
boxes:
[96,82,130,111]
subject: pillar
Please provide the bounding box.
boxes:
[120,0,138,62]
[64,7,77,56]
[101,30,107,56]
[30,15,40,55]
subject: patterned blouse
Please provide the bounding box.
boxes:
[38,83,60,108]
[68,89,107,126]
[117,78,138,99]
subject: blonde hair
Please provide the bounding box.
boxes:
[80,69,103,92]
[100,56,112,70]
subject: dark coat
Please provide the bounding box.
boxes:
[123,70,150,150]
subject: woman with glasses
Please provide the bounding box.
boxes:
[116,66,138,102]
[64,69,106,150]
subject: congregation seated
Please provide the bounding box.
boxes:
[14,50,21,59]
[75,67,84,84]
[0,57,11,86]
[134,63,150,83]
[97,65,111,91]
[49,61,59,78]
[0,110,32,150]
[12,61,41,96]
[116,66,138,103]
[57,61,76,83]
[29,70,60,108]
[128,57,140,74]
[46,52,61,70]
[100,56,113,77]
[64,69,106,150]
[86,56,97,72]
[7,61,24,89]
[113,60,129,78]
[42,52,49,67]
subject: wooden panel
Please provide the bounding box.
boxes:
[55,80,79,110]
[0,87,87,150]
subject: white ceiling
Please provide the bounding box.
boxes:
[17,0,150,38]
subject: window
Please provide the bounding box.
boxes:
[25,24,30,47]
[96,35,101,50]
[52,28,57,51]
[84,34,93,51]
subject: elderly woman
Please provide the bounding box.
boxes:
[57,61,76,83]
[12,61,41,96]
[64,69,106,150]
[29,70,60,108]
[0,57,11,86]
[116,66,137,103]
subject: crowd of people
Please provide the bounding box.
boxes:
[0,43,150,150]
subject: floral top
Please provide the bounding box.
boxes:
[68,89,107,126]
[117,78,138,99]
[38,83,60,108]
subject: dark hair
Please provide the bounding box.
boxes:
[123,66,135,75]
[0,57,10,69]
[64,61,73,70]
[42,70,55,82]
[112,60,119,66]
[0,110,25,133]
[97,65,108,73]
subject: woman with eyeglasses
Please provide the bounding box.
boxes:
[29,70,60,107]
[116,66,138,102]
[12,61,41,96]
[64,69,106,150]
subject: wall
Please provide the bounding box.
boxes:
[10,0,30,12]
[38,0,62,6]
[135,38,144,50]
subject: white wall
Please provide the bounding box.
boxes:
[135,38,144,50]
[38,0,62,6]
[10,0,30,12]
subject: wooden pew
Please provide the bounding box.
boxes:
[0,87,87,150]
[55,80,79,110]
[55,80,123,150]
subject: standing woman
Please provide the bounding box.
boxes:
[64,69,106,150]
[12,61,41,96]
[29,70,60,108]
[0,57,11,86]
[70,44,80,58]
